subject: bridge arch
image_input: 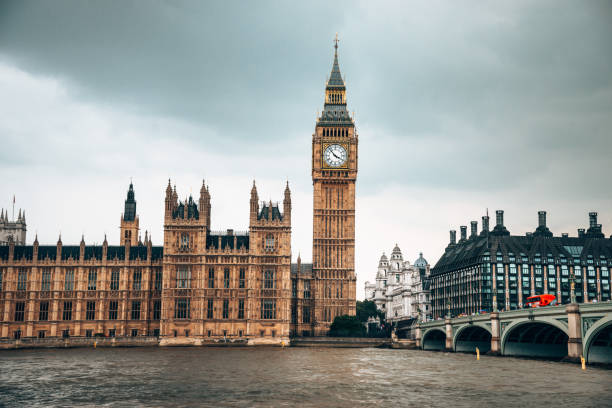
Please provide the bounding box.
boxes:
[422,328,446,351]
[583,315,612,365]
[453,324,492,353]
[501,320,569,359]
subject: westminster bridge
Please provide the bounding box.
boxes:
[412,302,612,365]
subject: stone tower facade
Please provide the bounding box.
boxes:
[120,183,139,246]
[311,38,358,335]
[160,179,291,344]
[0,207,27,246]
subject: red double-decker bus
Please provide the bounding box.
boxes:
[524,294,558,308]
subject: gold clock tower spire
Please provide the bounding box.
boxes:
[312,37,357,335]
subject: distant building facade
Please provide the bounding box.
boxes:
[0,208,26,245]
[364,245,431,323]
[430,210,612,319]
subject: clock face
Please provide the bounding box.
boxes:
[324,144,347,167]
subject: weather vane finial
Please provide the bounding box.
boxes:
[334,33,339,51]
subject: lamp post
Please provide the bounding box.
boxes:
[570,269,576,304]
[446,297,451,319]
[492,293,498,313]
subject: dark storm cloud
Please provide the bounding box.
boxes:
[0,0,611,197]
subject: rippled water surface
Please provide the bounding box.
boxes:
[1,347,611,407]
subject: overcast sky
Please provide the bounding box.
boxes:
[1,1,611,299]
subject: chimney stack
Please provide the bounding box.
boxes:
[460,226,467,241]
[538,211,547,228]
[496,210,504,227]
[578,228,585,238]
[589,212,597,228]
[449,230,456,245]
[470,221,478,238]
[482,216,490,233]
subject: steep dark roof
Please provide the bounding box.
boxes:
[291,262,313,277]
[13,246,33,261]
[151,246,163,261]
[432,233,612,276]
[60,246,80,260]
[106,246,126,261]
[129,245,148,260]
[37,246,57,261]
[172,196,199,220]
[84,246,103,261]
[258,204,282,221]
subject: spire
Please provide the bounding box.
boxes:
[284,181,291,201]
[124,181,137,222]
[327,33,345,88]
[166,178,172,196]
[34,233,38,245]
[57,233,62,245]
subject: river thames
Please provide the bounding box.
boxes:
[1,347,611,407]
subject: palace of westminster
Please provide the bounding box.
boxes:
[0,41,358,343]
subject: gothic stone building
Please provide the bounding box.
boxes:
[0,41,358,342]
[0,207,26,246]
[430,210,612,319]
[0,180,292,344]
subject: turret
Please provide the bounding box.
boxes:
[283,181,291,225]
[250,180,259,225]
[199,179,211,229]
[80,234,85,260]
[120,181,139,246]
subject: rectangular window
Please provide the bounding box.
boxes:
[261,299,276,319]
[18,269,27,291]
[62,301,73,321]
[601,267,609,277]
[574,266,582,277]
[263,270,275,289]
[238,299,245,319]
[64,269,74,291]
[153,300,161,320]
[14,301,25,321]
[86,301,96,320]
[131,329,139,337]
[561,265,569,276]
[39,301,49,321]
[207,299,213,319]
[131,301,141,320]
[175,298,190,319]
[154,269,163,290]
[588,266,596,277]
[88,269,97,291]
[224,268,230,288]
[208,268,215,288]
[133,269,142,290]
[41,269,52,291]
[304,281,311,299]
[292,279,297,297]
[177,266,191,288]
[239,268,246,288]
[522,264,530,276]
[302,306,310,323]
[110,269,120,290]
[109,329,116,337]
[108,301,118,320]
[38,331,45,339]
[222,299,229,319]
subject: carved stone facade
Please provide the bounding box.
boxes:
[0,181,292,344]
[0,207,26,246]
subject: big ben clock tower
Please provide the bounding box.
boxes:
[312,36,357,335]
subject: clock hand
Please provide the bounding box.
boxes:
[332,151,340,159]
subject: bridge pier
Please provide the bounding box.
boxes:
[565,303,582,362]
[415,325,422,348]
[488,312,501,355]
[445,319,453,351]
